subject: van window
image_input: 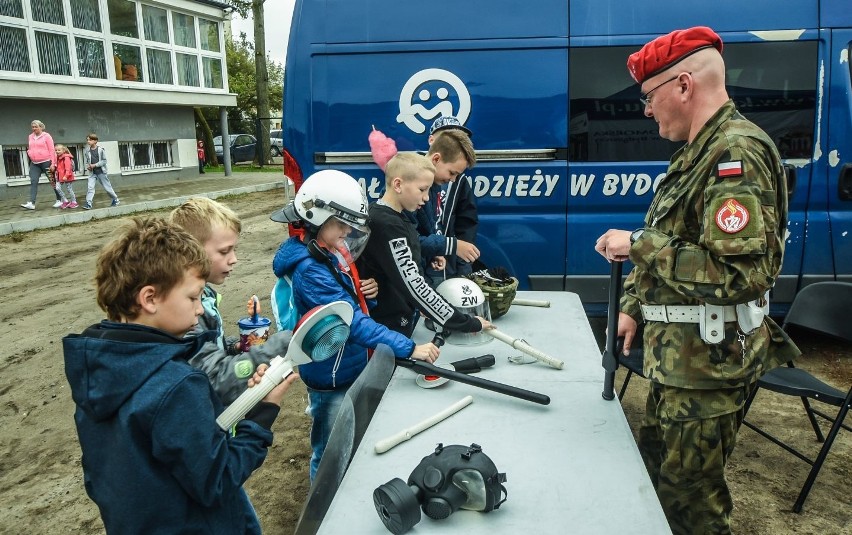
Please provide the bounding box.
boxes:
[569,41,818,161]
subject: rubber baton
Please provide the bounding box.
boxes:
[512,298,551,308]
[397,359,550,405]
[601,261,623,400]
[483,328,565,370]
[216,356,294,430]
[374,396,473,454]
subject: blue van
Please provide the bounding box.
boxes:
[279,0,852,315]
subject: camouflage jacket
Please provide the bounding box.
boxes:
[622,100,800,390]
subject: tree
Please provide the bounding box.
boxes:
[196,3,283,165]
[251,0,272,166]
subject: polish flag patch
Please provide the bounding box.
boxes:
[717,161,743,177]
[715,198,750,234]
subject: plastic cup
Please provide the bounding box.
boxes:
[237,316,271,352]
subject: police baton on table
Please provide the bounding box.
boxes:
[601,260,623,401]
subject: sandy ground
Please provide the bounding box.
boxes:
[0,189,849,534]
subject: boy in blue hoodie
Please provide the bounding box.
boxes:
[63,217,298,534]
[271,169,441,482]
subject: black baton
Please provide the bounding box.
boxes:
[602,260,623,400]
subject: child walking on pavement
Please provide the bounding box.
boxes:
[53,144,79,209]
[82,133,119,210]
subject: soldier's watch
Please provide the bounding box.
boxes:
[630,228,645,244]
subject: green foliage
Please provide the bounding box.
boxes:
[198,32,284,136]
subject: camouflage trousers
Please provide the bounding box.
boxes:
[638,382,751,535]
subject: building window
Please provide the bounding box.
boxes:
[199,18,219,52]
[172,12,194,48]
[0,0,24,18]
[76,36,106,78]
[202,56,222,88]
[107,0,137,38]
[113,42,141,81]
[119,140,173,170]
[3,144,86,181]
[31,0,65,26]
[69,0,101,32]
[35,30,71,75]
[142,4,168,44]
[146,47,171,84]
[0,25,30,72]
[3,146,27,179]
[176,52,198,86]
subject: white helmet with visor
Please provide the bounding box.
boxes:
[271,169,371,260]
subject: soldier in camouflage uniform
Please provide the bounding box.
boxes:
[595,27,800,534]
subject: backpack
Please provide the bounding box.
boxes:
[271,275,298,331]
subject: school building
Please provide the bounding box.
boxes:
[0,0,236,201]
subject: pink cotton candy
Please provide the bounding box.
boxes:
[369,126,398,171]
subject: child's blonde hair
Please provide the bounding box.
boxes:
[55,144,70,154]
[427,129,476,168]
[384,152,436,187]
[168,197,242,245]
[96,217,210,322]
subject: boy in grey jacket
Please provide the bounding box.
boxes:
[82,133,119,210]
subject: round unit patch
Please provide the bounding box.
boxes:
[715,198,750,234]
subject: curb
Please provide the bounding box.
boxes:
[0,181,285,236]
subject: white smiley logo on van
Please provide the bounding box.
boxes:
[396,68,471,134]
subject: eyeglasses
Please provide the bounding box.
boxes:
[639,72,689,107]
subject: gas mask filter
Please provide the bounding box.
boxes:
[373,443,507,534]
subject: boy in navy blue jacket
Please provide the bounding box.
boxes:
[409,124,480,285]
[63,217,297,535]
[272,169,440,482]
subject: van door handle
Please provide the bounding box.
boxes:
[783,164,796,200]
[839,163,852,201]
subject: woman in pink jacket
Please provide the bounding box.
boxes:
[21,119,61,210]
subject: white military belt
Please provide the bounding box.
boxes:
[640,304,737,323]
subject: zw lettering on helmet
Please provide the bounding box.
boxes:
[461,296,480,307]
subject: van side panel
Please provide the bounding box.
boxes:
[570,0,818,36]
[321,0,567,43]
[825,30,852,284]
[309,41,569,288]
[821,0,852,28]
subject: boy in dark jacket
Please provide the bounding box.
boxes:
[63,217,297,535]
[409,124,480,285]
[358,152,490,336]
[271,169,440,481]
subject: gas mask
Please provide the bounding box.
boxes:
[373,443,507,534]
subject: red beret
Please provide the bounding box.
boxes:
[627,26,723,84]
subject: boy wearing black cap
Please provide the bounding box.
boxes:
[594,26,799,534]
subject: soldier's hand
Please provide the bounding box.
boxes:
[456,240,480,263]
[616,312,638,355]
[430,256,446,270]
[594,229,631,262]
